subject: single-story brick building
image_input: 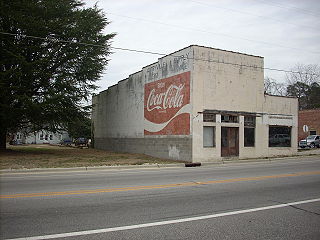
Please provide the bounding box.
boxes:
[298,109,320,141]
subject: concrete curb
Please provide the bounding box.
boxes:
[1,154,319,174]
[200,154,320,167]
[0,163,186,174]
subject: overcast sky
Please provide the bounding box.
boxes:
[85,0,320,92]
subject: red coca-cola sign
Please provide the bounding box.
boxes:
[144,71,190,135]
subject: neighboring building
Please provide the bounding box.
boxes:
[12,130,70,145]
[298,109,320,141]
[92,45,298,162]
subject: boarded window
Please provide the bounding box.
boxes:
[244,128,255,147]
[203,126,215,147]
[40,134,44,140]
[221,115,238,123]
[203,113,216,122]
[269,126,291,147]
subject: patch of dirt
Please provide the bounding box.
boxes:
[0,145,184,169]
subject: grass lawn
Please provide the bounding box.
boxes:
[0,145,185,169]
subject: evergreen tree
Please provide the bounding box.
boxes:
[0,0,115,149]
[67,115,91,140]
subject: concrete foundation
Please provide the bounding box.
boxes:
[95,136,192,161]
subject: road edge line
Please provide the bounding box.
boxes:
[5,198,320,240]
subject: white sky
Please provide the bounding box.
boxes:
[85,0,320,92]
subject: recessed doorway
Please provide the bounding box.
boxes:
[221,127,239,157]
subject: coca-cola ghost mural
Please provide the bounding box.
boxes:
[144,71,191,135]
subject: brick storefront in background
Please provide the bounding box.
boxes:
[298,109,320,141]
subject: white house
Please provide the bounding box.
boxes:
[13,130,70,145]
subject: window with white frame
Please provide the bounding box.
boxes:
[203,126,215,147]
[269,126,291,147]
[244,116,255,147]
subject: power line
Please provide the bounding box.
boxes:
[1,31,319,77]
[0,31,111,48]
[109,46,167,57]
[108,12,320,55]
[255,0,319,18]
[0,31,166,56]
[190,0,319,31]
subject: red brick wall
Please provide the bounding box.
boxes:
[298,109,320,141]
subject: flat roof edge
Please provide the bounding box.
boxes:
[99,45,264,95]
[264,93,297,99]
[192,45,263,58]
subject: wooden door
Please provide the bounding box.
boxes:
[221,127,239,157]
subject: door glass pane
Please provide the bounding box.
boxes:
[229,129,236,148]
[221,127,228,147]
[244,127,255,147]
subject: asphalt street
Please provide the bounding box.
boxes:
[1,156,320,239]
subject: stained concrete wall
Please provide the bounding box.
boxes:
[93,45,298,163]
[92,46,194,161]
[94,137,192,161]
[92,71,144,139]
[191,46,298,162]
[262,95,298,157]
[143,47,193,84]
[192,46,265,113]
[192,46,264,162]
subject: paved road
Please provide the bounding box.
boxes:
[1,156,320,239]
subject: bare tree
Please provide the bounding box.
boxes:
[264,77,286,96]
[286,63,320,86]
[286,64,320,109]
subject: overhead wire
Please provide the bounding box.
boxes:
[190,0,319,31]
[108,12,320,55]
[254,0,319,18]
[1,31,319,77]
